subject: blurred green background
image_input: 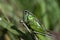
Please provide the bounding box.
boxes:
[0,0,60,40]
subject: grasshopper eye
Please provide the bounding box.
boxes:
[24,10,29,14]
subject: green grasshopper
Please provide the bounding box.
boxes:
[22,10,47,34]
[21,10,56,40]
[23,10,44,33]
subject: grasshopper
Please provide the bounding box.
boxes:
[20,10,56,40]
